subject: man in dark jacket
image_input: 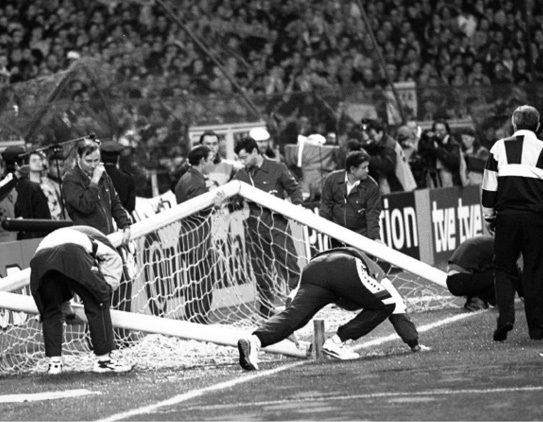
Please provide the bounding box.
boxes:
[175,145,219,323]
[30,225,132,374]
[361,119,404,194]
[233,137,303,318]
[319,150,381,244]
[100,141,136,215]
[62,138,131,244]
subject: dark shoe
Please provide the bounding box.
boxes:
[464,297,488,312]
[493,322,514,341]
[237,336,260,370]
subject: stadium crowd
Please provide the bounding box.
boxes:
[0,0,542,198]
[0,0,542,95]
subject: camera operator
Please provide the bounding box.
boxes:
[417,120,463,188]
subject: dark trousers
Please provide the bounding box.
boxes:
[246,214,300,318]
[40,272,115,357]
[446,270,496,305]
[494,212,543,338]
[254,253,394,348]
[179,219,214,323]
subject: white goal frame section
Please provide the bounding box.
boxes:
[0,181,447,358]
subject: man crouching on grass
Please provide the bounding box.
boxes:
[238,247,430,370]
[30,225,133,375]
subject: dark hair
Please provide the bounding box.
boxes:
[345,150,370,172]
[199,130,219,144]
[432,119,451,134]
[187,145,210,166]
[512,105,540,132]
[234,137,258,155]
[76,139,99,158]
[361,118,383,133]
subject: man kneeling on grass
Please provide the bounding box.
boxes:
[30,225,133,375]
[238,247,430,370]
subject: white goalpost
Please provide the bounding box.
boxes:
[0,181,454,374]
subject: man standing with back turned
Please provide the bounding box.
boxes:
[482,105,543,341]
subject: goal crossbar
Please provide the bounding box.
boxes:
[0,180,446,294]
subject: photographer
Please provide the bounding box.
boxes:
[417,120,463,188]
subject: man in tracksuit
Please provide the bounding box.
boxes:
[237,247,428,370]
[30,225,132,375]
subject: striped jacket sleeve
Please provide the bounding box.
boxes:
[481,142,500,221]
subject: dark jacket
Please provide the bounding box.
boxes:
[104,164,136,214]
[175,167,207,204]
[319,170,381,240]
[63,164,131,235]
[233,157,303,216]
[14,176,52,239]
[30,226,121,317]
[364,134,403,193]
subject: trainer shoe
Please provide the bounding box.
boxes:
[411,344,432,353]
[47,360,63,375]
[322,338,360,360]
[237,335,260,371]
[493,322,514,342]
[93,359,133,373]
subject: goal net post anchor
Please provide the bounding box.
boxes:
[312,319,326,360]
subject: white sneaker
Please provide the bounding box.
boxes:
[93,359,133,373]
[411,344,432,353]
[47,360,63,375]
[322,338,360,360]
[237,335,260,370]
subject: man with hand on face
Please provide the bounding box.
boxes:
[62,137,131,246]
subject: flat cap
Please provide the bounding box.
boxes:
[100,141,125,154]
[1,145,26,162]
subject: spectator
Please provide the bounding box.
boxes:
[26,150,45,184]
[459,127,489,186]
[100,141,136,215]
[233,137,303,318]
[175,145,223,324]
[361,119,416,194]
[319,150,381,244]
[1,145,51,240]
[62,138,131,244]
[248,127,279,160]
[41,150,69,220]
[198,130,238,187]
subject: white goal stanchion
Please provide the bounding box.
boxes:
[0,181,454,374]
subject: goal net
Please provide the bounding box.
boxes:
[0,181,457,374]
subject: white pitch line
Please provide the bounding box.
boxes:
[0,389,100,403]
[97,311,483,422]
[180,385,543,411]
[354,310,482,350]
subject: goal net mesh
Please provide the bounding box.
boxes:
[0,183,459,374]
